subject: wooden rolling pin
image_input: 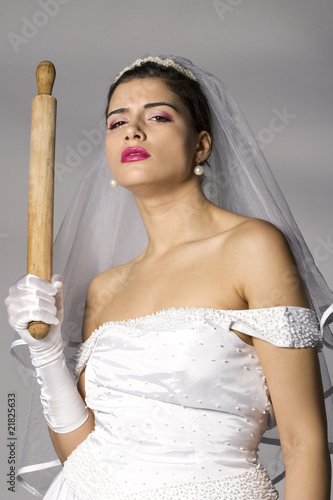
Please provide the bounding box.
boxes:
[27,61,56,339]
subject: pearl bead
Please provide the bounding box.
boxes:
[194,165,204,176]
[109,178,118,188]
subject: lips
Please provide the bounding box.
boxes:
[121,147,151,163]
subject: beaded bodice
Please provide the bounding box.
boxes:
[62,306,320,499]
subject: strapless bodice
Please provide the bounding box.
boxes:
[60,306,320,499]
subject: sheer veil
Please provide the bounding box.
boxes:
[10,55,333,497]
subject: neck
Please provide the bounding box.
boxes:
[132,179,218,257]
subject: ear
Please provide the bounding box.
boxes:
[194,131,212,164]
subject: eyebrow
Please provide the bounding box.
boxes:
[107,102,178,119]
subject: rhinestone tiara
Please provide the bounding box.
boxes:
[112,56,197,84]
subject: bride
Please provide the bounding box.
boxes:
[6,56,332,499]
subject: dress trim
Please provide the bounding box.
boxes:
[63,438,278,499]
[74,306,321,380]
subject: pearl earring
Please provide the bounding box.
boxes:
[194,164,204,176]
[109,178,118,188]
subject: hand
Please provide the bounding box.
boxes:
[5,274,64,352]
[6,274,89,434]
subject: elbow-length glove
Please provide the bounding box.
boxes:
[5,274,89,434]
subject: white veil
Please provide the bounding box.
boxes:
[11,55,333,497]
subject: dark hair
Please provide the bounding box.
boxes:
[105,61,213,148]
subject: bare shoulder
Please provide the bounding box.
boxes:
[88,263,131,294]
[224,216,309,308]
[81,261,134,341]
[229,217,291,256]
[210,207,287,251]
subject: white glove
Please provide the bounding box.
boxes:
[5,274,89,434]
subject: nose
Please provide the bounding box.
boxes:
[124,121,146,141]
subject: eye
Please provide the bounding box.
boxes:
[150,115,171,123]
[108,120,127,130]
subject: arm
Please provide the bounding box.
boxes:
[5,274,97,465]
[50,266,129,461]
[253,340,330,500]
[48,277,102,463]
[236,220,331,500]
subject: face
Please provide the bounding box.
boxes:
[105,78,207,194]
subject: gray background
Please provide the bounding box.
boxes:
[1,0,332,498]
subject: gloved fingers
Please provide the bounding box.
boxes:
[5,274,65,338]
[6,292,59,328]
[51,274,64,289]
[7,303,60,332]
[51,275,64,300]
[51,275,64,320]
[5,274,62,316]
[10,274,58,296]
[5,286,55,308]
[5,293,58,316]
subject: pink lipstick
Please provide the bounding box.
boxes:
[121,147,151,163]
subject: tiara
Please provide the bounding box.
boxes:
[112,56,197,84]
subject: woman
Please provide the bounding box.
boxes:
[6,56,332,499]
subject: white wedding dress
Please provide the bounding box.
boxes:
[43,306,321,499]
